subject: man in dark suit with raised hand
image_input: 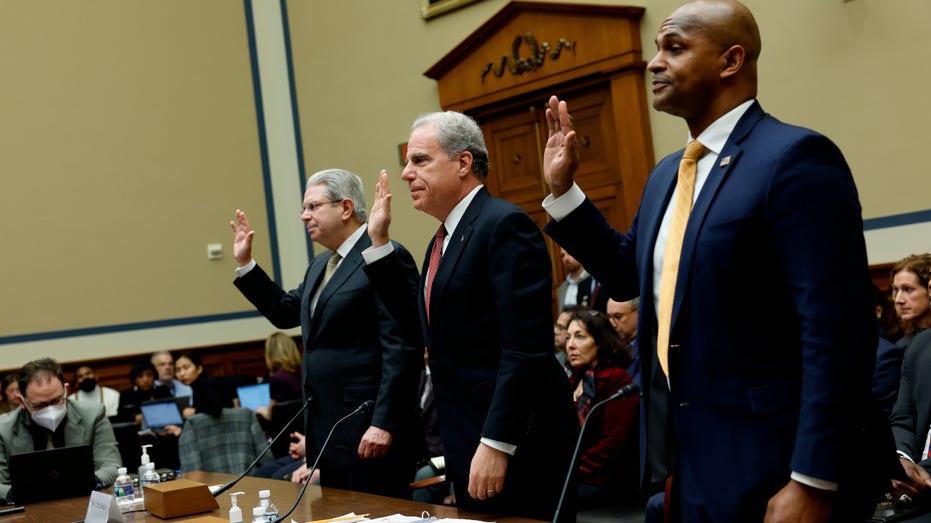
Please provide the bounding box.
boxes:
[362,112,577,522]
[543,1,894,521]
[230,168,421,498]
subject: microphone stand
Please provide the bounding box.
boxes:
[213,397,311,497]
[552,383,639,523]
[273,400,375,523]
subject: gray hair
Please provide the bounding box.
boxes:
[627,296,640,310]
[306,168,368,223]
[412,112,490,180]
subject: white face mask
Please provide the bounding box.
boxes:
[31,403,67,431]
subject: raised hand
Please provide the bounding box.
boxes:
[368,170,393,248]
[543,95,581,198]
[229,209,256,266]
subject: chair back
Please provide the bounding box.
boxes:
[178,407,272,474]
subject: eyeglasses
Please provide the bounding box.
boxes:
[301,200,341,214]
[23,395,66,411]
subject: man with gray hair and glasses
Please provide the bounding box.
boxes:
[230,168,421,498]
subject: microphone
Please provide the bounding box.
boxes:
[552,383,639,523]
[212,397,312,497]
[273,400,375,523]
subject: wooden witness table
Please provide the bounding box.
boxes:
[6,471,547,522]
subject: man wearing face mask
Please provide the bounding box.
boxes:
[0,358,121,500]
[68,365,120,417]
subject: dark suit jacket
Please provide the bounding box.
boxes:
[890,329,931,461]
[366,188,577,521]
[234,233,421,495]
[547,102,885,521]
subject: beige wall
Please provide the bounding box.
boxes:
[1,0,927,365]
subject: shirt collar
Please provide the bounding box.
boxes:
[336,223,367,258]
[689,99,755,154]
[442,185,484,239]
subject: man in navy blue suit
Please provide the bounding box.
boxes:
[544,1,895,521]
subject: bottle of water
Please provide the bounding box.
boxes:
[113,467,135,506]
[257,489,279,521]
[251,506,267,523]
[141,461,161,505]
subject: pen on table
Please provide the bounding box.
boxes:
[307,513,370,523]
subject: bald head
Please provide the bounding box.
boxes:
[649,0,761,134]
[691,1,760,59]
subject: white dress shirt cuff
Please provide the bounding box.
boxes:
[361,242,395,265]
[542,183,586,221]
[235,259,257,277]
[898,450,915,463]
[790,471,838,492]
[481,437,516,456]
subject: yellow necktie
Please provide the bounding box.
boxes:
[320,251,341,289]
[656,140,707,378]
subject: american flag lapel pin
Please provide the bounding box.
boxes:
[719,156,731,167]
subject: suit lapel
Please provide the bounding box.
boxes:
[671,102,765,324]
[425,188,485,338]
[64,403,85,446]
[312,233,371,321]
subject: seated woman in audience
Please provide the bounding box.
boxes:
[118,361,172,425]
[890,253,931,348]
[254,332,302,422]
[0,374,20,414]
[565,309,638,509]
[175,352,233,420]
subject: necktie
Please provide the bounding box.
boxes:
[320,251,341,289]
[656,140,707,378]
[425,224,447,323]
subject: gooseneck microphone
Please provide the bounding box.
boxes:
[552,383,639,523]
[273,400,375,523]
[213,397,312,497]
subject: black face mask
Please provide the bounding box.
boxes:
[78,378,97,393]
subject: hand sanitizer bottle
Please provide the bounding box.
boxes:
[137,444,153,502]
[228,491,245,523]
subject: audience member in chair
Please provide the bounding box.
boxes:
[151,351,193,400]
[890,253,931,349]
[254,332,302,422]
[0,374,21,415]
[118,361,171,426]
[175,352,232,420]
[889,305,931,503]
[554,305,588,372]
[69,365,120,417]
[565,310,638,509]
[412,350,451,505]
[0,357,121,500]
[606,297,641,387]
[254,431,310,482]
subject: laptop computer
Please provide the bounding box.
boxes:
[139,399,184,429]
[236,382,270,411]
[9,444,96,504]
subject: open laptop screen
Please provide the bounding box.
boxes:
[236,383,270,411]
[9,444,95,504]
[139,400,184,429]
